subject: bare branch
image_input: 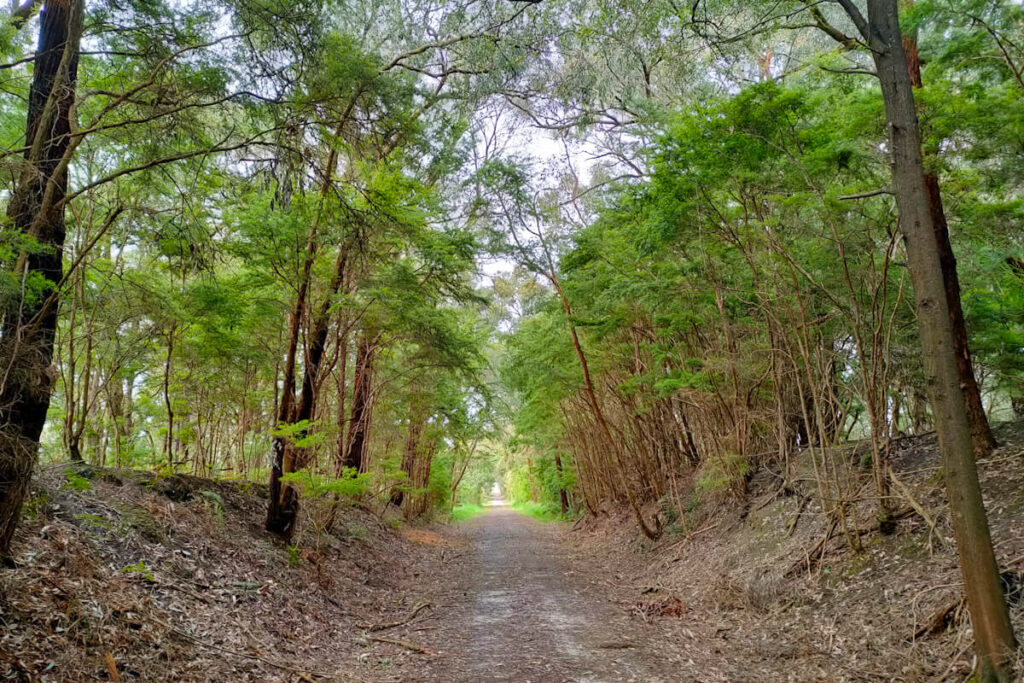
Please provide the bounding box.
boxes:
[838,187,893,200]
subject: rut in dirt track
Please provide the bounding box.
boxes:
[429,504,670,683]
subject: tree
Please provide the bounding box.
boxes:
[0,0,84,563]
[812,0,1016,677]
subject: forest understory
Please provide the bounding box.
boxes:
[4,421,1024,682]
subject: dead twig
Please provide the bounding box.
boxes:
[359,601,432,632]
[367,635,433,654]
[686,522,719,540]
[889,470,941,550]
[103,652,122,682]
[785,517,838,578]
[786,495,812,537]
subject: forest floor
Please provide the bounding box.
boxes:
[407,421,1024,682]
[527,421,1024,682]
[3,422,1024,681]
[0,466,446,682]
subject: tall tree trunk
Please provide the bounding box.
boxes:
[265,133,343,537]
[62,263,80,461]
[265,270,307,536]
[393,407,425,507]
[0,0,84,562]
[405,438,436,520]
[342,331,377,472]
[162,326,176,467]
[853,1,1016,677]
[900,8,996,456]
[266,248,347,538]
[333,315,350,475]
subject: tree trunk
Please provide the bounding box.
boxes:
[333,316,350,475]
[554,452,569,515]
[265,134,343,537]
[342,331,377,472]
[266,248,347,538]
[393,408,425,507]
[0,0,84,562]
[265,267,307,536]
[859,0,1016,677]
[404,438,436,520]
[162,326,176,467]
[901,13,996,456]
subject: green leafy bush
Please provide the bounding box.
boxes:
[62,470,92,492]
[121,560,155,582]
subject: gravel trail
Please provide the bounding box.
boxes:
[423,504,670,683]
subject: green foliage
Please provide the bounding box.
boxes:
[199,490,225,522]
[21,494,51,520]
[500,445,572,518]
[280,469,369,502]
[450,503,485,522]
[63,471,93,492]
[695,454,749,498]
[269,421,324,450]
[120,560,155,582]
[74,513,108,531]
[512,501,564,523]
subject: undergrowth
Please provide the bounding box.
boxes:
[450,503,485,521]
[513,501,564,522]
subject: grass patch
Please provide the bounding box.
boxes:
[450,503,485,522]
[512,501,564,522]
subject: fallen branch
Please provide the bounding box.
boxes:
[889,470,941,549]
[785,506,915,578]
[786,495,812,537]
[785,517,838,578]
[368,635,433,654]
[912,597,965,640]
[360,601,432,632]
[686,522,720,539]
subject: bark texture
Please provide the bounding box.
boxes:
[0,0,84,561]
[342,331,377,472]
[901,17,996,456]
[861,0,1015,677]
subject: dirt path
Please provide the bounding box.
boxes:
[419,504,671,683]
